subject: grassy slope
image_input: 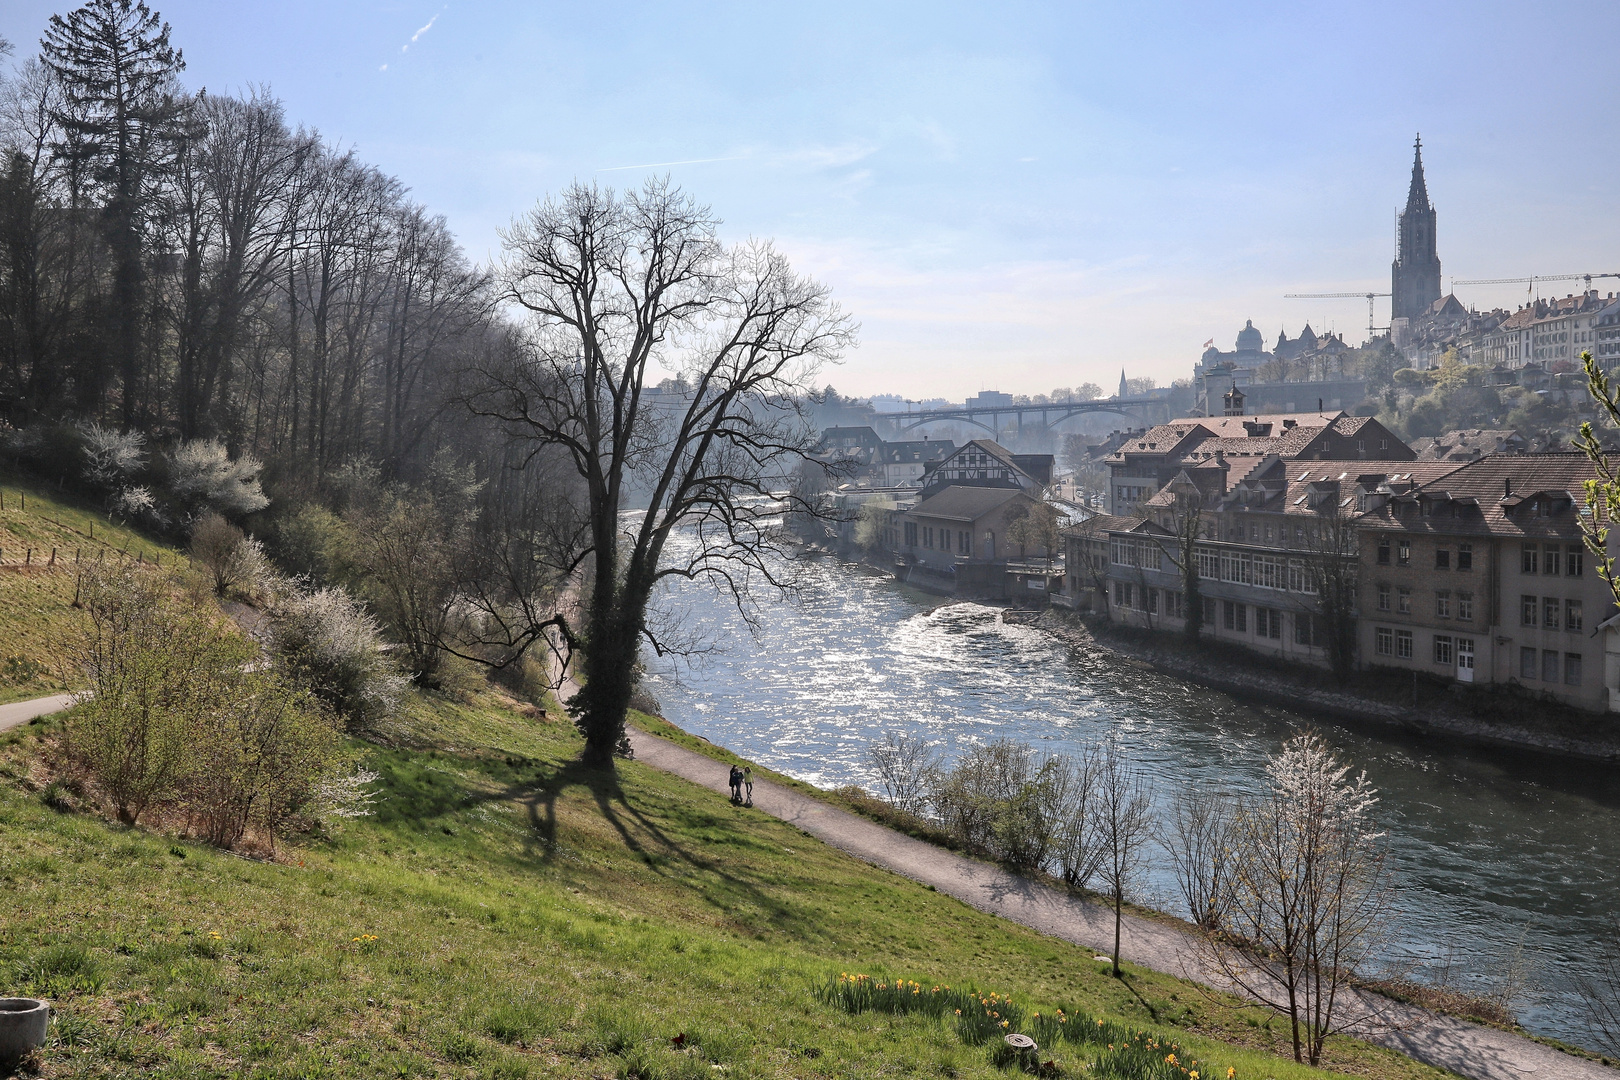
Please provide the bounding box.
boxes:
[0,474,175,704]
[0,688,1454,1080]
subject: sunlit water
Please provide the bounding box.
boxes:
[642,548,1620,1051]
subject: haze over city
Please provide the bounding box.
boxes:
[5,0,1617,399]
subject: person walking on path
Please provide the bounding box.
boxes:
[742,767,754,807]
[727,765,743,803]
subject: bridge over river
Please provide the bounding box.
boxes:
[875,395,1171,437]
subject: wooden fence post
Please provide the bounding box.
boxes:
[48,548,56,567]
[26,548,32,565]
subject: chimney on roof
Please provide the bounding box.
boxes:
[1504,477,1512,498]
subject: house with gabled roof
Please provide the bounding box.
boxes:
[896,483,1050,597]
[920,439,1053,497]
[1353,452,1619,710]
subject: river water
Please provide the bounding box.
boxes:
[642,550,1620,1052]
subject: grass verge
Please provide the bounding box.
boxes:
[0,474,176,705]
[0,685,1457,1079]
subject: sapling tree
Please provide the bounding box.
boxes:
[1209,730,1394,1065]
[868,731,936,816]
[1159,785,1237,931]
[465,178,853,768]
[1096,739,1153,977]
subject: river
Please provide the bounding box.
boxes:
[641,548,1620,1053]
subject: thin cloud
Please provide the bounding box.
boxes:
[401,7,445,53]
[597,155,748,172]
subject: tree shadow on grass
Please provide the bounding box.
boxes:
[369,741,820,939]
[513,754,820,938]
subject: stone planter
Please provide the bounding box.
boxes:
[0,998,49,1063]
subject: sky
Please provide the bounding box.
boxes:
[4,1,1619,401]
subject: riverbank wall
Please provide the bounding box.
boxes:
[1033,608,1620,762]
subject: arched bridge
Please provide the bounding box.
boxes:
[882,396,1170,436]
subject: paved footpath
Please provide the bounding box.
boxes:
[628,728,1615,1080]
[0,693,77,733]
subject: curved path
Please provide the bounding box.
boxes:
[627,728,1614,1080]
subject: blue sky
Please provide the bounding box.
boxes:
[5,1,1618,399]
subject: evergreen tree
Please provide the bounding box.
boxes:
[40,0,186,427]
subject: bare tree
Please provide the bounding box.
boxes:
[868,732,936,816]
[1572,914,1620,1057]
[465,179,854,768]
[1298,505,1360,679]
[1210,730,1394,1065]
[1047,745,1105,889]
[1096,738,1153,977]
[1159,785,1237,931]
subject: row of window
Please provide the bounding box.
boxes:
[1376,537,1474,570]
[1522,543,1585,576]
[1374,539,1588,576]
[1374,585,1475,620]
[904,523,973,553]
[1115,587,1326,647]
[1374,627,1476,669]
[1373,628,1585,686]
[1111,582,1185,619]
[1521,648,1583,686]
[1520,595,1583,632]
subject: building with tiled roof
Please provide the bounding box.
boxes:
[1352,452,1617,709]
[921,439,1053,497]
[1106,412,1412,516]
[1409,429,1527,461]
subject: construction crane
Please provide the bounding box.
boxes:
[1452,272,1620,293]
[1283,291,1390,340]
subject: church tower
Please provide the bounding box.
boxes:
[1391,135,1442,320]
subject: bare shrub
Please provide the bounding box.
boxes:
[188,511,269,596]
[868,732,936,816]
[1574,915,1620,1056]
[66,563,345,848]
[182,672,342,849]
[1159,785,1238,931]
[928,739,1062,871]
[66,564,254,825]
[266,585,405,730]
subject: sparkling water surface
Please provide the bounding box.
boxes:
[643,549,1620,1051]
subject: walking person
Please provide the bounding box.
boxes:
[727,765,742,803]
[742,766,754,807]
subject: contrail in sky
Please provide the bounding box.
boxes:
[597,156,746,172]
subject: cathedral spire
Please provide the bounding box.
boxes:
[1406,134,1431,213]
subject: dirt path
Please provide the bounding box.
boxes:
[627,728,1614,1080]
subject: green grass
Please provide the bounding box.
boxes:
[0,473,177,704]
[0,686,1455,1080]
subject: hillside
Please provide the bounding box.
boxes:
[0,683,1454,1080]
[0,476,176,705]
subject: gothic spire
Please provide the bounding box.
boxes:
[1406,134,1431,213]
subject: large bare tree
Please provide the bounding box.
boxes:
[467,179,854,767]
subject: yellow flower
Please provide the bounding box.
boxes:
[1228,1069,1236,1080]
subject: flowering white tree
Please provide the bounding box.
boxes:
[1207,730,1394,1065]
